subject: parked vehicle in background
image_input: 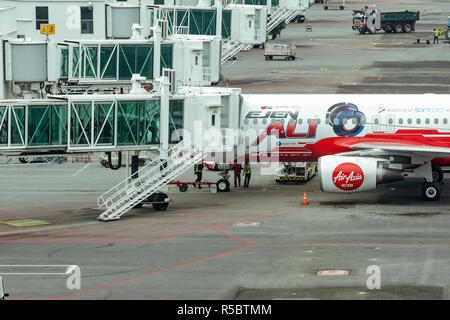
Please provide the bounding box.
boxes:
[264,44,296,61]
[275,162,317,183]
[323,0,345,10]
[353,5,420,34]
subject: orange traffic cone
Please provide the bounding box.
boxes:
[302,191,309,205]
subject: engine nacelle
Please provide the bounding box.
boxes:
[319,155,404,193]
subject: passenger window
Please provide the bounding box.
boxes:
[316,119,321,124]
[398,118,403,125]
[307,119,311,124]
[425,119,430,124]
[271,118,276,124]
[416,118,421,124]
[253,119,258,125]
[244,119,249,125]
[444,119,448,125]
[388,118,393,125]
[298,119,303,125]
[333,118,339,125]
[408,118,412,124]
[434,118,439,125]
[262,118,267,124]
[374,118,379,125]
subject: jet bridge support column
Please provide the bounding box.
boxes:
[216,0,223,38]
[158,74,170,193]
[153,16,162,86]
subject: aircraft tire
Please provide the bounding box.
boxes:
[152,193,169,211]
[432,166,444,183]
[216,179,230,192]
[421,182,441,201]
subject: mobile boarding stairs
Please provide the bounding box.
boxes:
[97,140,205,221]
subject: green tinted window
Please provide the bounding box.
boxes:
[94,103,115,145]
[0,107,8,145]
[169,100,184,143]
[71,103,92,145]
[117,100,161,145]
[100,46,117,79]
[11,106,25,145]
[61,48,69,78]
[119,45,154,80]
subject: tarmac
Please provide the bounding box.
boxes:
[2,0,450,300]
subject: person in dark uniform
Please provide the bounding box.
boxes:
[232,160,242,187]
[194,162,203,188]
[243,162,251,188]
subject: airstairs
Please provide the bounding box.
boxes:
[267,6,303,33]
[221,6,304,64]
[221,38,253,64]
[97,141,203,221]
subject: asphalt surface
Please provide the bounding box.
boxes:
[222,0,450,94]
[2,0,450,300]
[1,161,450,300]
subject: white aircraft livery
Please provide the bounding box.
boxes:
[239,94,450,201]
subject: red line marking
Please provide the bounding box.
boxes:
[55,245,253,300]
[0,205,260,240]
[214,228,254,246]
[0,208,289,243]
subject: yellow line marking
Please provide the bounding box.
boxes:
[0,219,50,227]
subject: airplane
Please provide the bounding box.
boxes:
[236,94,450,201]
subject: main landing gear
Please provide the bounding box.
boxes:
[420,166,444,201]
[216,168,231,192]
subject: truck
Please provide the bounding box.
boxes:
[353,6,420,34]
[446,16,450,41]
[323,0,345,10]
[275,162,317,183]
[264,44,296,61]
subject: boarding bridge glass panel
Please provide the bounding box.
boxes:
[189,10,217,36]
[73,48,80,78]
[11,106,25,145]
[118,45,154,80]
[61,48,69,78]
[94,103,115,145]
[117,100,161,145]
[169,100,184,143]
[0,107,7,145]
[71,103,92,146]
[84,47,98,78]
[245,0,267,5]
[222,10,232,39]
[28,105,68,146]
[161,44,173,73]
[100,46,118,79]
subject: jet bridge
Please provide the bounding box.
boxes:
[0,84,240,153]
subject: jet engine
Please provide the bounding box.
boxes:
[319,155,404,193]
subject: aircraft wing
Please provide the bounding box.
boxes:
[349,142,450,158]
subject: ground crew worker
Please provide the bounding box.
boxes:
[434,28,439,44]
[359,21,365,33]
[244,162,251,188]
[232,160,242,187]
[194,162,203,189]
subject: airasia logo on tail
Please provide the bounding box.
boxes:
[332,163,364,191]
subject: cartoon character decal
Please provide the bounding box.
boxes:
[326,103,366,137]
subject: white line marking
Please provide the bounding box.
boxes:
[71,163,91,177]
